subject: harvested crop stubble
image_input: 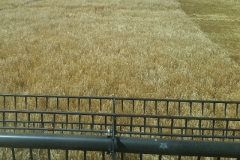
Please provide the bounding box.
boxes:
[179,0,240,58]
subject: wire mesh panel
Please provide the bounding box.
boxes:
[114,98,240,142]
[0,94,240,160]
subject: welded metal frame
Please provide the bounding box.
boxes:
[1,94,240,159]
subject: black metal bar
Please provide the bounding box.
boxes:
[102,151,105,160]
[199,119,202,140]
[2,94,240,104]
[166,101,169,115]
[84,150,86,160]
[111,97,117,160]
[41,113,44,129]
[35,97,38,109]
[236,103,239,117]
[14,96,16,109]
[14,112,17,132]
[66,150,68,160]
[116,137,240,158]
[212,120,215,139]
[28,112,30,129]
[224,103,227,117]
[68,98,70,111]
[0,133,109,151]
[144,100,146,113]
[144,117,146,134]
[25,96,27,109]
[1,133,240,158]
[46,96,48,110]
[78,98,80,111]
[170,118,173,139]
[48,149,51,160]
[0,122,238,132]
[30,148,33,160]
[213,103,216,115]
[155,101,157,114]
[190,102,192,116]
[121,99,123,112]
[91,115,94,132]
[12,148,15,160]
[3,95,6,109]
[66,113,68,131]
[158,118,160,136]
[3,112,5,132]
[3,109,240,121]
[89,99,91,111]
[226,120,229,138]
[57,97,59,110]
[132,100,135,112]
[178,102,180,115]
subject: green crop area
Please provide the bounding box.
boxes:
[179,0,240,63]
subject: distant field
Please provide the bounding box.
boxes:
[0,0,240,159]
[179,0,240,63]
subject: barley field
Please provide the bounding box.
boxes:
[1,0,240,100]
[0,0,240,159]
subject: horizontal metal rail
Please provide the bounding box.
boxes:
[0,132,240,158]
[1,94,240,104]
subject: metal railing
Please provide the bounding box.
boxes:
[0,94,240,159]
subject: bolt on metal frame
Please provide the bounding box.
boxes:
[0,94,240,160]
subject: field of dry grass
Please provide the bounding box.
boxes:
[1,0,240,100]
[0,0,240,159]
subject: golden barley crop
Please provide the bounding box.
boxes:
[1,0,240,100]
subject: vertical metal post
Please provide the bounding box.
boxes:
[201,102,204,115]
[102,151,105,160]
[84,150,86,160]
[158,154,162,160]
[77,98,80,111]
[46,96,48,110]
[67,98,70,111]
[111,97,116,160]
[3,112,5,132]
[107,97,117,160]
[14,96,16,109]
[25,96,27,109]
[57,97,59,110]
[30,148,33,160]
[66,150,68,160]
[35,97,38,109]
[12,148,16,160]
[3,95,6,109]
[48,149,51,160]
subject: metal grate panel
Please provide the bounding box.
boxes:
[1,94,240,159]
